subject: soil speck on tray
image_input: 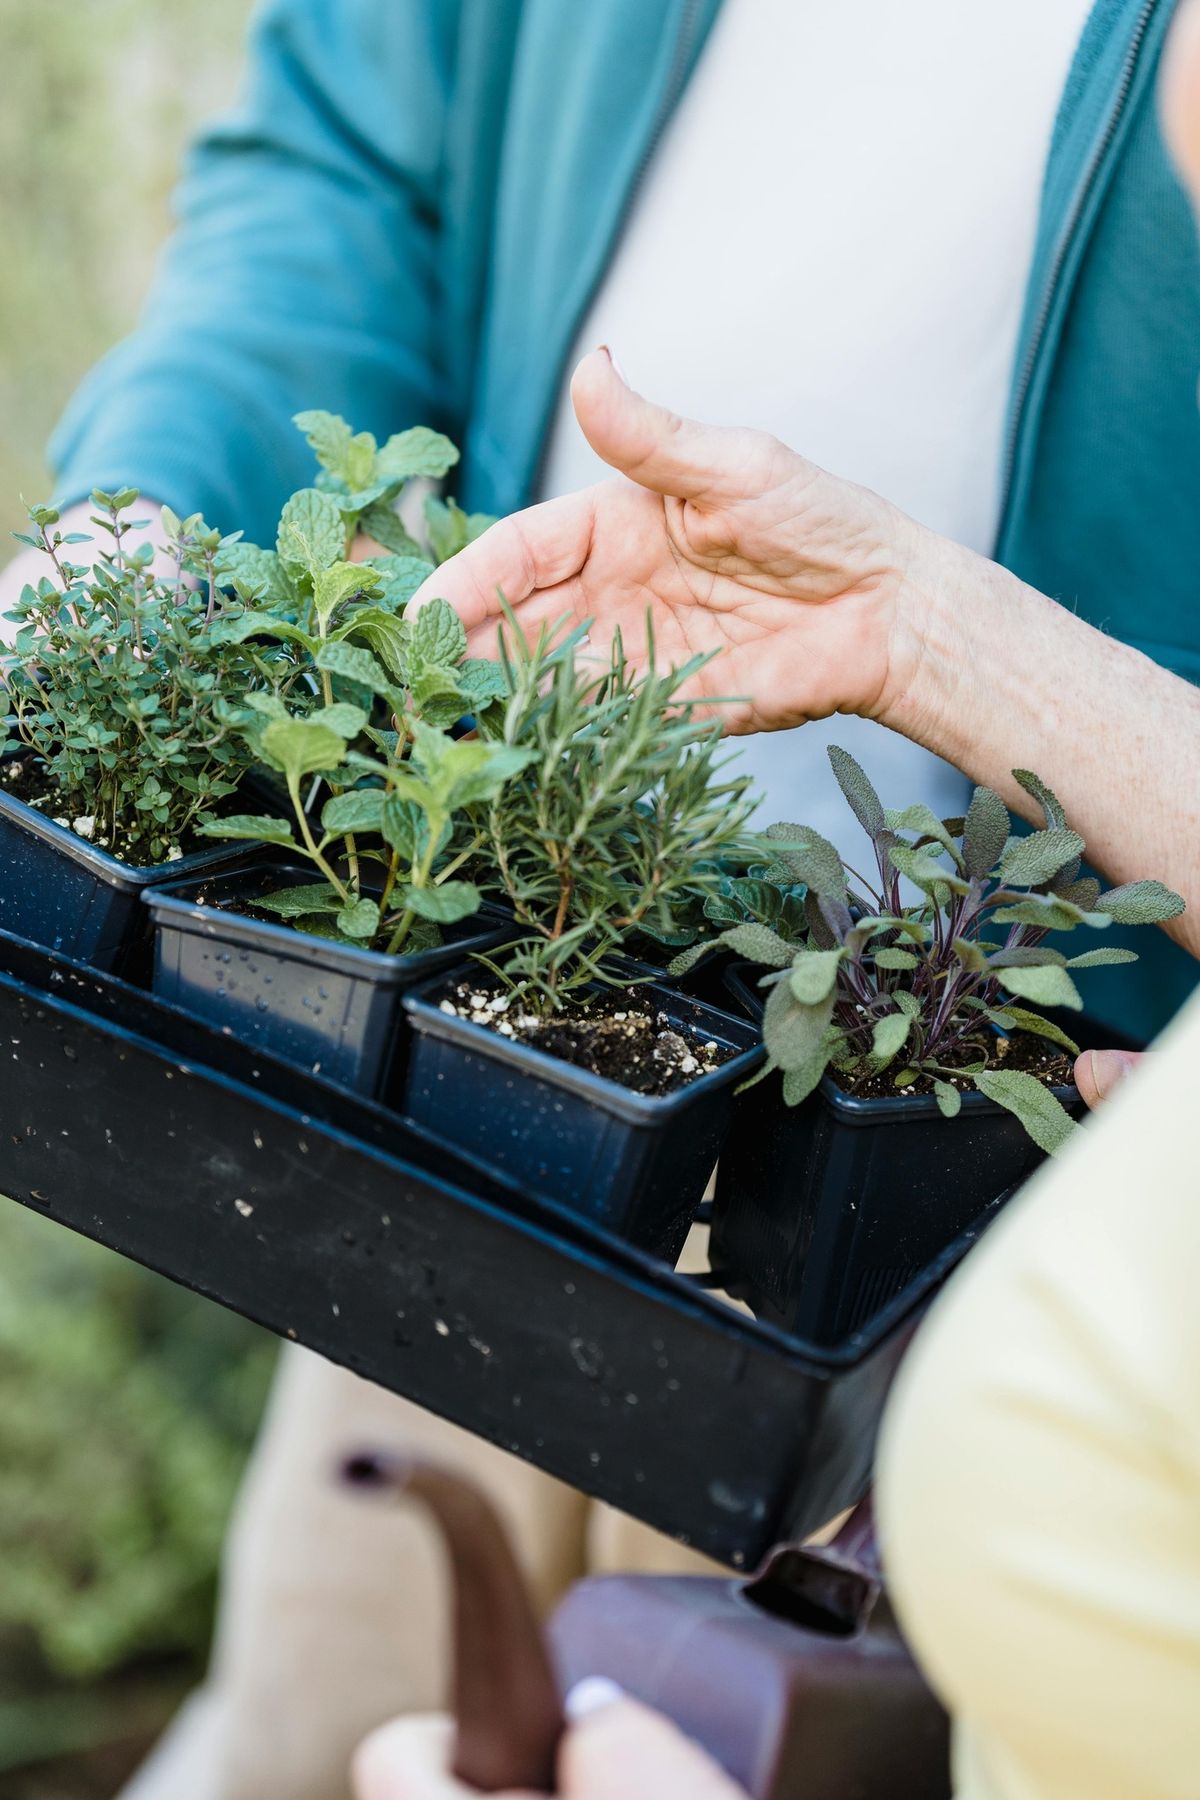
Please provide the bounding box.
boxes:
[441,979,733,1097]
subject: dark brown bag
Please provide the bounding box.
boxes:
[347,1456,949,1799]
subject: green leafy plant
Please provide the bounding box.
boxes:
[212,409,495,619]
[472,612,758,1005]
[672,746,1184,1151]
[0,492,270,862]
[195,412,528,953]
[0,1204,272,1689]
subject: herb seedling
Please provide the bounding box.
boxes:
[473,612,758,1006]
[0,493,267,862]
[673,746,1184,1151]
[197,413,528,953]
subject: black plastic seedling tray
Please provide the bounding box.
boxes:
[0,928,989,1568]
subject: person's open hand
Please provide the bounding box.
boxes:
[411,349,932,736]
[353,1695,746,1800]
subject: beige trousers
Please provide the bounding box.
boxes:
[121,1344,719,1800]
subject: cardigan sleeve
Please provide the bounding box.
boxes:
[49,0,460,543]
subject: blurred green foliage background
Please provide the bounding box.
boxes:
[0,0,252,535]
[0,0,273,1786]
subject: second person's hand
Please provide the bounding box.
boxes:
[411,348,933,736]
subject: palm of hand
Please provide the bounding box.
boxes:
[479,471,901,735]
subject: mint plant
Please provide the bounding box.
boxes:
[672,746,1184,1151]
[192,410,532,954]
[472,612,758,1004]
[1,492,266,862]
[212,410,495,620]
[202,576,529,954]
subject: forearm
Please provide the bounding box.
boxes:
[890,531,1200,955]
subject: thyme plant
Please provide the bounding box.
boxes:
[0,492,266,862]
[673,746,1184,1151]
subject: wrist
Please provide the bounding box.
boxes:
[869,516,974,744]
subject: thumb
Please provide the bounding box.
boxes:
[570,347,774,504]
[1073,1047,1143,1110]
[558,1697,746,1800]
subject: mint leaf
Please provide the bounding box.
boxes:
[401,880,481,924]
[277,488,345,575]
[195,813,294,845]
[372,554,436,610]
[410,596,467,668]
[312,560,378,628]
[257,882,343,918]
[260,717,348,785]
[315,639,402,707]
[294,411,377,491]
[320,789,385,834]
[336,897,381,939]
[358,504,423,558]
[376,427,460,484]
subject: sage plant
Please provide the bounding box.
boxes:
[673,746,1184,1151]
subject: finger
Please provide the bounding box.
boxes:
[353,1717,460,1800]
[558,1697,746,1800]
[1073,1047,1143,1111]
[570,346,775,504]
[407,491,598,632]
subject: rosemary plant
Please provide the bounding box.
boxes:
[473,612,758,1005]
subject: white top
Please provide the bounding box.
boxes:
[539,0,1092,853]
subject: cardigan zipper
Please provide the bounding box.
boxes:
[528,0,704,499]
[997,0,1160,536]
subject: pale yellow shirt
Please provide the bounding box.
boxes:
[877,990,1200,1800]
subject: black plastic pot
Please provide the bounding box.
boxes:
[712,963,1089,1345]
[0,755,261,977]
[624,934,741,1013]
[144,860,513,1097]
[402,973,764,1262]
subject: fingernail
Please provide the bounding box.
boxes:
[1084,1048,1138,1101]
[598,344,630,386]
[564,1677,625,1721]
